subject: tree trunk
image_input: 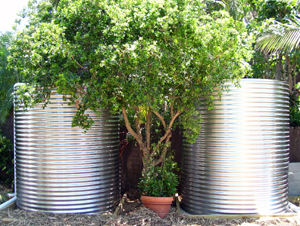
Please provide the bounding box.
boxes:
[265,54,270,79]
[275,54,283,80]
[296,72,300,85]
[286,54,292,93]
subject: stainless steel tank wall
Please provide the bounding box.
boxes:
[181,79,290,215]
[14,86,120,214]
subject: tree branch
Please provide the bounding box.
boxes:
[150,107,166,128]
[146,110,152,151]
[151,110,181,157]
[153,111,167,128]
[122,107,145,150]
[173,81,184,91]
[135,107,143,141]
[154,132,172,166]
[287,54,292,93]
[71,55,88,70]
[293,63,297,89]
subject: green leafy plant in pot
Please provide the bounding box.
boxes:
[138,155,179,218]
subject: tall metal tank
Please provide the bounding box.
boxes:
[14,84,120,214]
[181,79,290,215]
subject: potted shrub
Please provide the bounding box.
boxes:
[138,155,178,218]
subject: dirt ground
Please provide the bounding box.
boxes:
[1,189,300,226]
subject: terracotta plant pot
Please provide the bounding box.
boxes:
[141,196,173,218]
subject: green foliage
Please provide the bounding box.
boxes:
[252,0,300,54]
[0,193,8,204]
[204,0,256,22]
[138,156,179,197]
[249,0,300,98]
[256,17,300,54]
[0,32,21,124]
[0,132,13,185]
[9,0,253,143]
[221,0,253,21]
[9,0,253,196]
[255,0,300,22]
[50,0,61,8]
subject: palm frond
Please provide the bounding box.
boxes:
[213,0,226,8]
[256,30,300,54]
[256,17,300,54]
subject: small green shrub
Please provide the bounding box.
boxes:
[0,132,13,184]
[138,156,179,197]
[0,193,8,204]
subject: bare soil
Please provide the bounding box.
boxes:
[1,191,300,226]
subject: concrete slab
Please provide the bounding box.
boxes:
[289,163,300,196]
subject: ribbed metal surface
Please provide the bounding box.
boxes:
[14,85,120,214]
[181,79,290,215]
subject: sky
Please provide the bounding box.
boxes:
[0,0,30,33]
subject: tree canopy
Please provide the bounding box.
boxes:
[0,32,20,124]
[9,0,253,169]
[245,0,300,93]
[255,0,300,54]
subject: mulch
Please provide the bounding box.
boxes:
[1,194,300,226]
[0,183,12,195]
[1,206,300,226]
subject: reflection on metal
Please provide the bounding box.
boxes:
[181,79,290,215]
[14,85,120,214]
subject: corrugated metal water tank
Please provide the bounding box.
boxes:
[14,85,120,214]
[181,79,290,215]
